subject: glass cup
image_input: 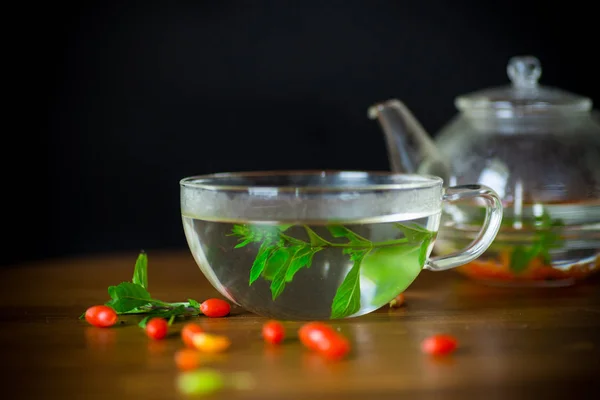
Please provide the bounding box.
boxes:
[180,171,503,320]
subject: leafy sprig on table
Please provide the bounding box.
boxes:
[230,223,434,319]
[80,251,202,327]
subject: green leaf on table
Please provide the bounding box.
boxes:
[132,251,148,289]
[81,251,211,326]
[330,250,368,319]
[105,282,155,313]
[187,298,201,310]
[138,305,192,328]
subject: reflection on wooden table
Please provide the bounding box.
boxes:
[0,250,599,399]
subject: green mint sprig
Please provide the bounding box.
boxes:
[470,207,564,273]
[509,212,564,273]
[231,223,434,319]
[80,251,202,328]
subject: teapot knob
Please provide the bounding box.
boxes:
[507,55,541,89]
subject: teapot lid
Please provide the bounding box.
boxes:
[455,56,592,113]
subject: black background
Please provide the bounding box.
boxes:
[11,0,599,267]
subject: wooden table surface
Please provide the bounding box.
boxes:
[1,250,599,400]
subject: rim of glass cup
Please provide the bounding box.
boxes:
[179,170,444,192]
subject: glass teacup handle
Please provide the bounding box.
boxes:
[425,184,503,271]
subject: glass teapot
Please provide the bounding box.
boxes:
[368,55,600,287]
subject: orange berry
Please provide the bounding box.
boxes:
[181,323,204,348]
[389,293,405,308]
[175,348,202,371]
[192,333,231,353]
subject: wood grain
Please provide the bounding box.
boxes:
[1,250,599,399]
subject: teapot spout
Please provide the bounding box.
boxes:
[368,99,450,183]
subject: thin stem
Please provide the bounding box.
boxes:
[327,238,410,248]
[279,233,308,245]
[345,229,370,243]
[115,303,199,316]
[232,223,432,251]
[292,226,412,249]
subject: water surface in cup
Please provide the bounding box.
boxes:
[183,212,441,320]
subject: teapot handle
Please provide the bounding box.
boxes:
[425,185,503,271]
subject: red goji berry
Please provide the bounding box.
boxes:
[299,322,336,350]
[421,334,458,356]
[315,334,350,360]
[298,322,350,360]
[145,318,169,340]
[200,298,231,318]
[85,305,118,328]
[262,320,285,344]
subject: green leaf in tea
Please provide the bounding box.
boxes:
[418,236,433,267]
[360,238,432,307]
[269,254,293,300]
[249,242,276,284]
[304,226,330,247]
[232,225,326,300]
[285,246,321,282]
[229,224,282,247]
[268,245,323,300]
[507,211,564,273]
[330,250,368,319]
[509,246,535,273]
[471,207,564,273]
[231,221,436,319]
[395,223,435,243]
[327,225,371,245]
[262,247,291,281]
